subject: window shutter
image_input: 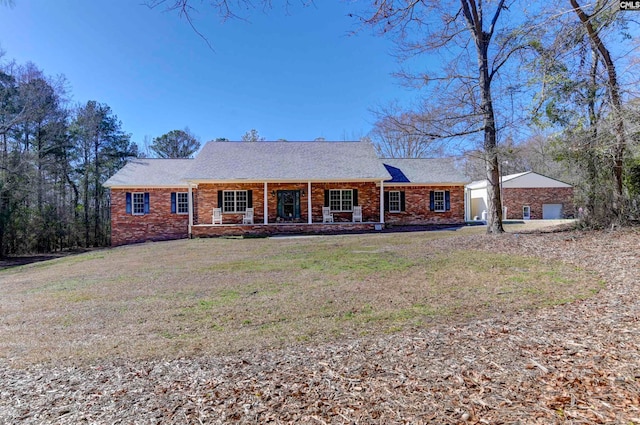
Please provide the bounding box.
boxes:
[429,191,435,211]
[144,192,150,214]
[384,192,389,212]
[171,192,176,214]
[126,192,132,214]
[445,191,451,211]
[247,190,253,208]
[400,191,406,212]
[353,189,358,206]
[218,191,223,208]
[324,190,330,207]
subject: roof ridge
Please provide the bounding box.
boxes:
[133,157,194,160]
[203,140,364,144]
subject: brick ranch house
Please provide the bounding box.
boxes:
[465,171,574,221]
[104,141,470,246]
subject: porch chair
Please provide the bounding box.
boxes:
[212,207,223,225]
[322,206,334,223]
[352,206,362,223]
[242,207,254,224]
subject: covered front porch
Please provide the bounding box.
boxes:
[187,180,386,238]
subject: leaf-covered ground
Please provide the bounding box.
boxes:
[1,226,639,424]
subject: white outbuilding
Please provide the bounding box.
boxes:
[465,171,574,221]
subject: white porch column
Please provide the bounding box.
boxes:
[379,180,385,224]
[264,182,268,224]
[188,183,194,237]
[464,187,470,221]
[307,181,312,224]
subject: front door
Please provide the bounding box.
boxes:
[277,190,301,220]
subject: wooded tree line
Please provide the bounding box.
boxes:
[0,61,139,257]
[0,58,206,257]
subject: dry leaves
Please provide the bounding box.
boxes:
[1,227,639,424]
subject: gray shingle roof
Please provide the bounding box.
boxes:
[381,158,470,184]
[184,141,391,182]
[467,172,532,189]
[104,145,469,188]
[103,159,193,188]
[466,171,571,189]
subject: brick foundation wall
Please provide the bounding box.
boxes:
[503,187,574,220]
[384,185,466,225]
[192,223,379,238]
[110,188,191,246]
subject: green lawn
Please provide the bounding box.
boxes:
[0,226,602,365]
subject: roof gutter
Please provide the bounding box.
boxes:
[103,184,191,189]
[183,178,390,184]
[380,181,470,187]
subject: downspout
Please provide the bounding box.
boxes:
[380,180,385,224]
[308,181,312,224]
[264,182,268,224]
[188,183,193,238]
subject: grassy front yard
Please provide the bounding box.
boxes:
[0,225,602,365]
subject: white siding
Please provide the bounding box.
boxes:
[469,187,488,219]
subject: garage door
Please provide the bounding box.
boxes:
[543,204,563,219]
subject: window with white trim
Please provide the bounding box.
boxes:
[177,192,189,214]
[389,191,401,213]
[433,190,445,212]
[329,189,353,212]
[223,190,247,213]
[132,192,145,215]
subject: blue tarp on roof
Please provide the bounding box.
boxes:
[383,163,411,183]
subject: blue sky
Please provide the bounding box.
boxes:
[0,0,416,146]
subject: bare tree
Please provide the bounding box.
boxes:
[145,0,312,49]
[356,1,540,233]
[146,0,312,21]
[369,103,449,158]
[241,129,266,142]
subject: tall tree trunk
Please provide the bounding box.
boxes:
[36,125,45,252]
[1,132,6,173]
[570,0,626,220]
[585,48,599,218]
[36,125,44,216]
[0,132,6,257]
[461,0,505,234]
[83,146,90,247]
[66,170,80,248]
[479,43,504,234]
[93,133,101,246]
